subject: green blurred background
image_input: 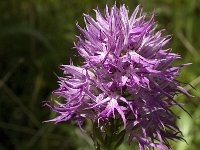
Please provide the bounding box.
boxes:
[0,0,200,149]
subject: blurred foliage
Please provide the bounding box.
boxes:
[0,0,200,150]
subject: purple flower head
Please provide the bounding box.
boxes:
[46,4,191,150]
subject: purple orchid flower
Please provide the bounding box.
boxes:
[46,4,191,150]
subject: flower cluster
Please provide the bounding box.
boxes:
[46,4,191,150]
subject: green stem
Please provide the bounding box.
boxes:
[92,119,125,150]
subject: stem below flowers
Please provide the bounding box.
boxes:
[92,119,125,150]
